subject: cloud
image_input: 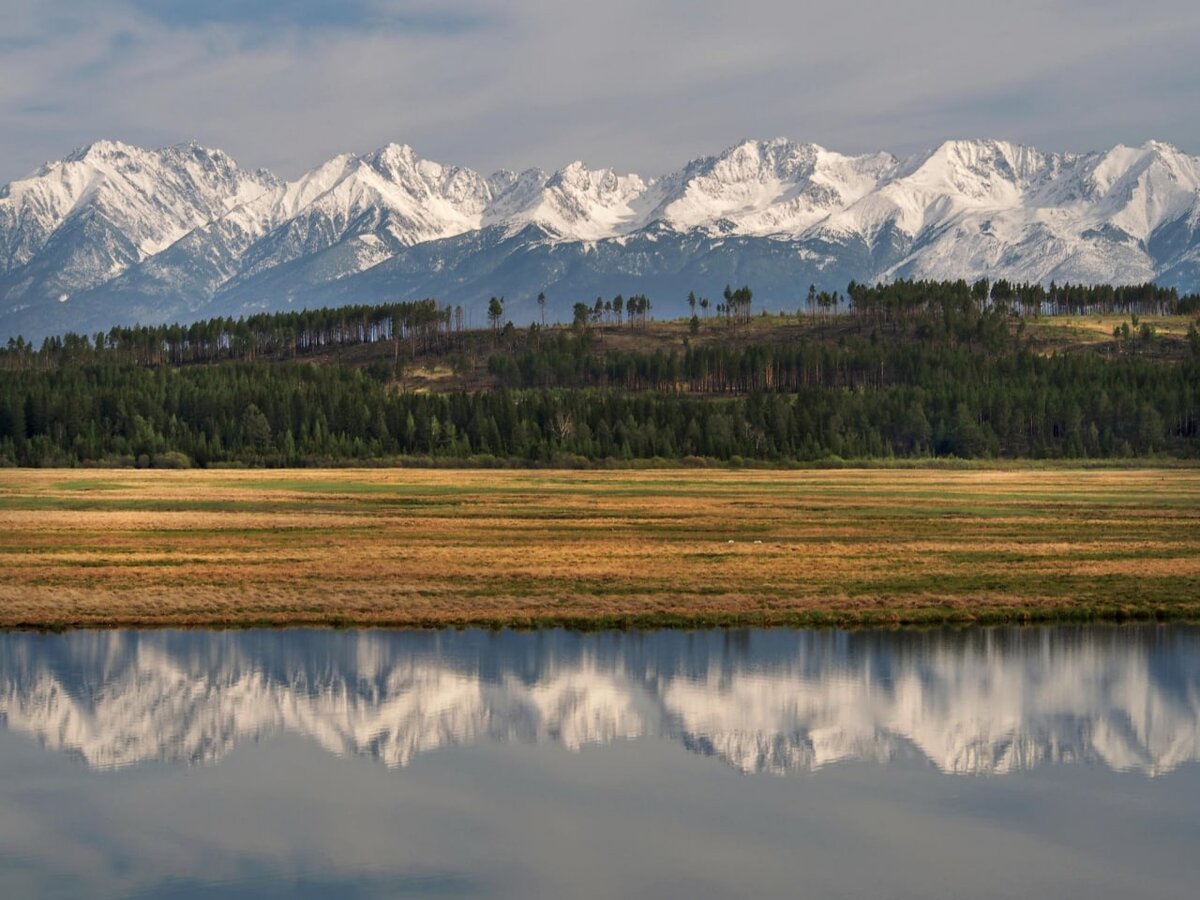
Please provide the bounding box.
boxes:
[128,0,492,34]
[0,0,1198,184]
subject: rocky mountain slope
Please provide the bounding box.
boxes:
[3,137,1199,338]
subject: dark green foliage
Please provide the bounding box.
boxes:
[722,285,753,323]
[0,280,1197,466]
[487,296,505,334]
[845,278,1197,321]
[0,351,1195,466]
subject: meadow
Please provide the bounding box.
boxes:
[0,467,1197,629]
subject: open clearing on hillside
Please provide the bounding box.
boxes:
[1,467,1197,629]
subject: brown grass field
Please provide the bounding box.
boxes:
[1,467,1198,629]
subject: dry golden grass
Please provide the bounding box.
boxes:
[1052,314,1195,338]
[1,467,1198,629]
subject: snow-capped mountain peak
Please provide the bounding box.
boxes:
[62,138,143,165]
[501,160,652,240]
[655,138,898,237]
[3,136,1200,339]
[0,139,277,312]
[1082,141,1200,239]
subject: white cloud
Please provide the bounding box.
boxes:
[1,0,1198,183]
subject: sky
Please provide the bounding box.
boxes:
[2,0,1199,183]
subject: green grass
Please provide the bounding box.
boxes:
[2,466,1199,630]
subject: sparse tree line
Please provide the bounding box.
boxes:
[5,279,1194,375]
[842,278,1199,325]
[489,283,1200,396]
[0,300,461,371]
[490,292,1023,392]
[571,294,654,330]
[1,278,1198,466]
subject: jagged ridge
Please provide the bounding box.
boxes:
[3,137,1200,338]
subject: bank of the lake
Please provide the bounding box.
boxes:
[1,467,1197,630]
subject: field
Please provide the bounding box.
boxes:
[1,467,1198,629]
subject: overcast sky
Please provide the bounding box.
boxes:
[2,0,1198,183]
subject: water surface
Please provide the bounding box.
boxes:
[1,626,1198,898]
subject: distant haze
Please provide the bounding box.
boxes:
[2,0,1199,183]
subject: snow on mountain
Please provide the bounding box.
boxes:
[224,144,496,284]
[1084,141,1200,235]
[822,139,1058,244]
[3,136,1200,338]
[0,141,277,299]
[653,138,898,237]
[834,139,1200,285]
[2,629,1197,777]
[492,161,656,240]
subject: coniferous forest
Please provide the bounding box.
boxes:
[1,280,1198,467]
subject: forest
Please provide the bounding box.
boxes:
[1,279,1198,467]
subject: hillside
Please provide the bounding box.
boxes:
[3,280,1198,467]
[380,310,1200,395]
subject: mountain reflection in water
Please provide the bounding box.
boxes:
[1,626,1197,776]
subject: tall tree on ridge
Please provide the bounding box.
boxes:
[488,296,505,337]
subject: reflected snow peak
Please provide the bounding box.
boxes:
[1,627,1196,776]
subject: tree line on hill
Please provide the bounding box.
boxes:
[4,278,1198,375]
[0,299,460,370]
[1,349,1193,467]
[847,279,1196,321]
[1,276,1198,466]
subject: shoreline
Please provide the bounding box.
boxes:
[6,607,1199,633]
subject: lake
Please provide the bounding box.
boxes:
[1,625,1198,898]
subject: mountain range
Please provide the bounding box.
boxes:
[3,137,1200,339]
[3,628,1196,776]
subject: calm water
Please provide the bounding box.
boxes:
[1,625,1199,898]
